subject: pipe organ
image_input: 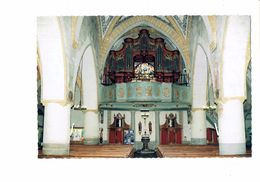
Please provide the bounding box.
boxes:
[102,29,188,85]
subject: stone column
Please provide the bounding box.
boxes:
[155,111,160,146]
[83,110,99,145]
[42,103,71,155]
[218,99,246,155]
[131,111,135,131]
[102,110,108,144]
[191,109,207,145]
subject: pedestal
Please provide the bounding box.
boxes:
[134,135,157,158]
[141,136,150,151]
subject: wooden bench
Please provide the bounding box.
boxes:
[39,144,134,158]
[157,144,251,158]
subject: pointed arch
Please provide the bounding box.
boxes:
[192,44,208,108]
[99,16,190,74]
[221,16,250,101]
[81,45,98,109]
[37,17,68,105]
[71,37,91,95]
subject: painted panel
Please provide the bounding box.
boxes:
[100,82,191,105]
[172,84,191,104]
[127,82,162,102]
[100,85,116,103]
[116,83,127,102]
[161,83,172,102]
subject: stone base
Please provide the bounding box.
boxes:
[219,143,246,155]
[134,141,157,150]
[42,143,69,155]
[102,140,109,144]
[134,149,158,158]
[191,138,207,145]
[182,140,191,145]
[84,137,99,145]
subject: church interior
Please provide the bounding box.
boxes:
[37,15,252,158]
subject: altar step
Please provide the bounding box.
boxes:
[157,144,251,158]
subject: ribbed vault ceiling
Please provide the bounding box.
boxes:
[100,16,189,39]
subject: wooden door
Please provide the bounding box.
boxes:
[160,128,168,144]
[109,129,115,144]
[115,128,123,144]
[212,130,218,144]
[168,128,175,144]
[207,128,212,143]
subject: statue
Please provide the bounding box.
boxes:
[99,128,103,144]
[114,113,125,128]
[138,121,142,135]
[148,121,152,135]
[165,113,180,128]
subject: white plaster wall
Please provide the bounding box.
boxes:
[110,111,131,126]
[37,17,66,100]
[73,84,81,106]
[135,111,155,142]
[191,110,206,139]
[70,110,84,127]
[82,46,98,109]
[182,111,191,142]
[102,110,108,141]
[192,45,208,108]
[159,111,180,125]
[83,111,99,139]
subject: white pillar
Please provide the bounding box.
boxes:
[83,110,99,145]
[191,109,207,145]
[218,99,246,155]
[43,103,70,155]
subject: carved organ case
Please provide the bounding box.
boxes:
[102,29,185,85]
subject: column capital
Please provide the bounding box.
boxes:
[82,108,99,113]
[191,107,207,112]
[216,96,245,105]
[41,99,72,107]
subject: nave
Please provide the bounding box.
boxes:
[37,16,251,158]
